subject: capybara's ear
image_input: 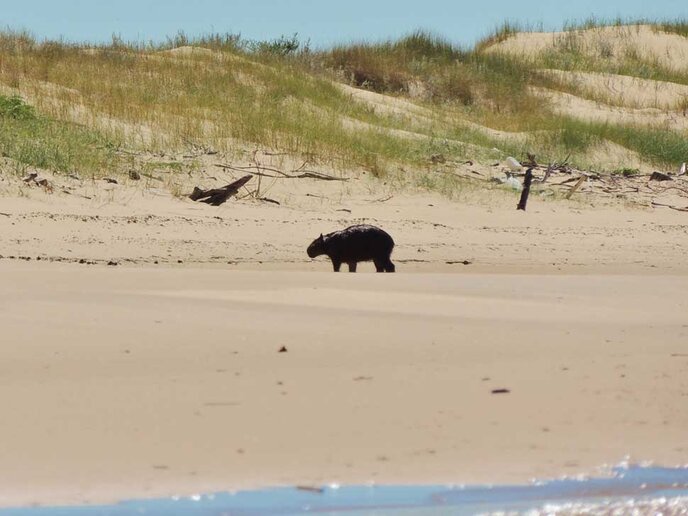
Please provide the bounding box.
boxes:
[319,233,323,240]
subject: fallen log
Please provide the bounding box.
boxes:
[189,175,252,206]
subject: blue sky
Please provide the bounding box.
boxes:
[1,0,686,48]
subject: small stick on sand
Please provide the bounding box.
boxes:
[565,176,586,200]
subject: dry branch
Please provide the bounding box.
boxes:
[216,163,347,181]
[565,176,586,199]
[651,201,688,212]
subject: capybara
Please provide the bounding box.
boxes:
[307,224,395,272]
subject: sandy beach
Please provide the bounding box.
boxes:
[1,248,687,506]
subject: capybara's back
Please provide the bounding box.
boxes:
[307,224,395,272]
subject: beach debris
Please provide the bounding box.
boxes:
[517,168,534,211]
[107,260,119,266]
[503,176,523,191]
[446,260,473,265]
[430,153,446,164]
[679,162,686,176]
[565,176,587,200]
[649,171,673,182]
[103,177,118,184]
[491,388,511,394]
[22,172,54,192]
[369,194,394,203]
[296,486,325,494]
[278,346,288,353]
[505,157,523,172]
[216,163,347,181]
[189,175,252,206]
[128,170,141,180]
[651,201,688,212]
[522,152,538,168]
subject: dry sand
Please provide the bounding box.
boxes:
[1,170,688,507]
[1,264,687,507]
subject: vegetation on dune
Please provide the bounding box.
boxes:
[0,20,686,187]
[658,19,688,38]
[0,94,118,176]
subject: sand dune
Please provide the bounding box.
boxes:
[488,25,688,73]
[539,69,688,110]
[533,86,688,129]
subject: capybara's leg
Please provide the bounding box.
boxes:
[347,262,357,273]
[374,259,385,272]
[332,259,342,272]
[385,260,396,273]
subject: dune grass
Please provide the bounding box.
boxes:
[658,19,688,38]
[0,22,686,187]
[0,94,118,176]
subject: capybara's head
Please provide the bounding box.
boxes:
[307,234,326,258]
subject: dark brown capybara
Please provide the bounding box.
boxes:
[307,224,395,273]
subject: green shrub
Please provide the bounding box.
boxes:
[0,95,36,120]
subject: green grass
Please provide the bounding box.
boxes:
[0,94,119,176]
[658,19,688,38]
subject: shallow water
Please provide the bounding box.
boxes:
[6,465,688,515]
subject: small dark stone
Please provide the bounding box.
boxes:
[128,170,141,180]
[107,260,119,266]
[278,346,288,353]
[491,388,511,394]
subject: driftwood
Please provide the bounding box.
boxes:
[517,168,534,211]
[565,176,586,199]
[651,201,688,212]
[189,175,252,206]
[216,163,347,182]
[650,171,673,182]
[22,173,54,193]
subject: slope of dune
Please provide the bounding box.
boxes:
[487,25,688,72]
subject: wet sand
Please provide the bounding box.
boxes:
[1,262,687,507]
